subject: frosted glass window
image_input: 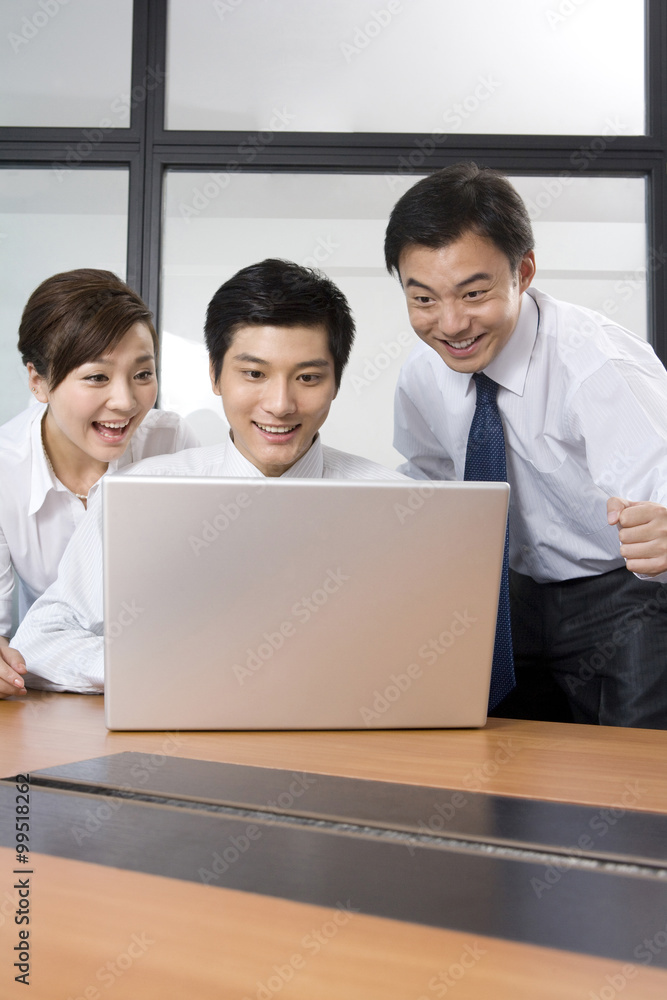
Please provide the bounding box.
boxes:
[160,171,647,469]
[166,0,644,135]
[0,169,129,426]
[0,0,133,127]
[512,176,647,339]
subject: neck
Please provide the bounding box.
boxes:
[41,411,108,497]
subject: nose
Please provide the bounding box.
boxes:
[107,376,139,413]
[436,300,471,338]
[261,377,297,418]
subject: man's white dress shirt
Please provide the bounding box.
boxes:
[0,403,197,635]
[394,287,667,584]
[13,435,406,692]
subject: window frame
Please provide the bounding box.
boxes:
[1,0,664,362]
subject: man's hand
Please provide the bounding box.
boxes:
[607,497,667,576]
[0,638,27,698]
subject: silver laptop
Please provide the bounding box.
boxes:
[103,477,508,730]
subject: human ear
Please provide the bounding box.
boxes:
[518,251,536,292]
[27,362,49,404]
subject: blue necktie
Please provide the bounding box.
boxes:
[464,372,515,710]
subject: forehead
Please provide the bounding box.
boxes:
[398,233,511,286]
[67,322,155,372]
[106,321,155,354]
[226,323,332,361]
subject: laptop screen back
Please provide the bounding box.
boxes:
[103,477,508,730]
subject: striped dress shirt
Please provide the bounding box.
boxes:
[13,435,406,692]
[0,403,198,635]
[394,288,667,584]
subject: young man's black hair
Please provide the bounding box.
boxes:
[205,258,355,388]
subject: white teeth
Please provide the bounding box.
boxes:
[255,423,297,435]
[97,421,129,429]
[446,336,478,350]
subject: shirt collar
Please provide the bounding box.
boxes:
[280,434,324,478]
[225,432,324,479]
[224,435,267,477]
[28,404,115,514]
[482,289,539,396]
[28,406,56,516]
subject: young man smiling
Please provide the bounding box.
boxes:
[13,259,404,692]
[386,162,667,729]
[199,257,391,480]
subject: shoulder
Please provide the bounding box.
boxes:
[530,288,662,374]
[0,403,43,464]
[132,408,192,439]
[321,444,408,480]
[398,340,450,394]
[124,409,198,463]
[400,339,441,375]
[122,441,231,478]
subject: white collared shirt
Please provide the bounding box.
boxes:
[394,287,667,584]
[12,435,406,692]
[0,403,198,635]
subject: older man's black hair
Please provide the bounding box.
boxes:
[384,162,535,277]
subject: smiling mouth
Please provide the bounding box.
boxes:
[92,420,131,441]
[254,422,300,435]
[443,335,482,350]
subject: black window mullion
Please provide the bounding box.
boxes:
[125,0,151,294]
[645,0,667,361]
[141,0,169,350]
[0,0,663,357]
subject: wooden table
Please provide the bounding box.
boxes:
[1,692,667,999]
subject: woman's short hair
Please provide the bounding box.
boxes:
[384,161,535,277]
[18,269,157,390]
[205,259,355,389]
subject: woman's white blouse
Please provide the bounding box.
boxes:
[0,403,198,635]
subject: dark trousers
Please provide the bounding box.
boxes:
[489,567,667,729]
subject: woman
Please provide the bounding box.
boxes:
[0,269,197,696]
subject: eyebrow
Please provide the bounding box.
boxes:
[88,353,155,365]
[232,353,331,369]
[404,278,437,294]
[455,271,493,289]
[405,272,493,293]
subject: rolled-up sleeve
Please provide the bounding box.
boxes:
[12,495,105,693]
[0,521,13,638]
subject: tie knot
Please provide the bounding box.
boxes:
[473,371,499,403]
